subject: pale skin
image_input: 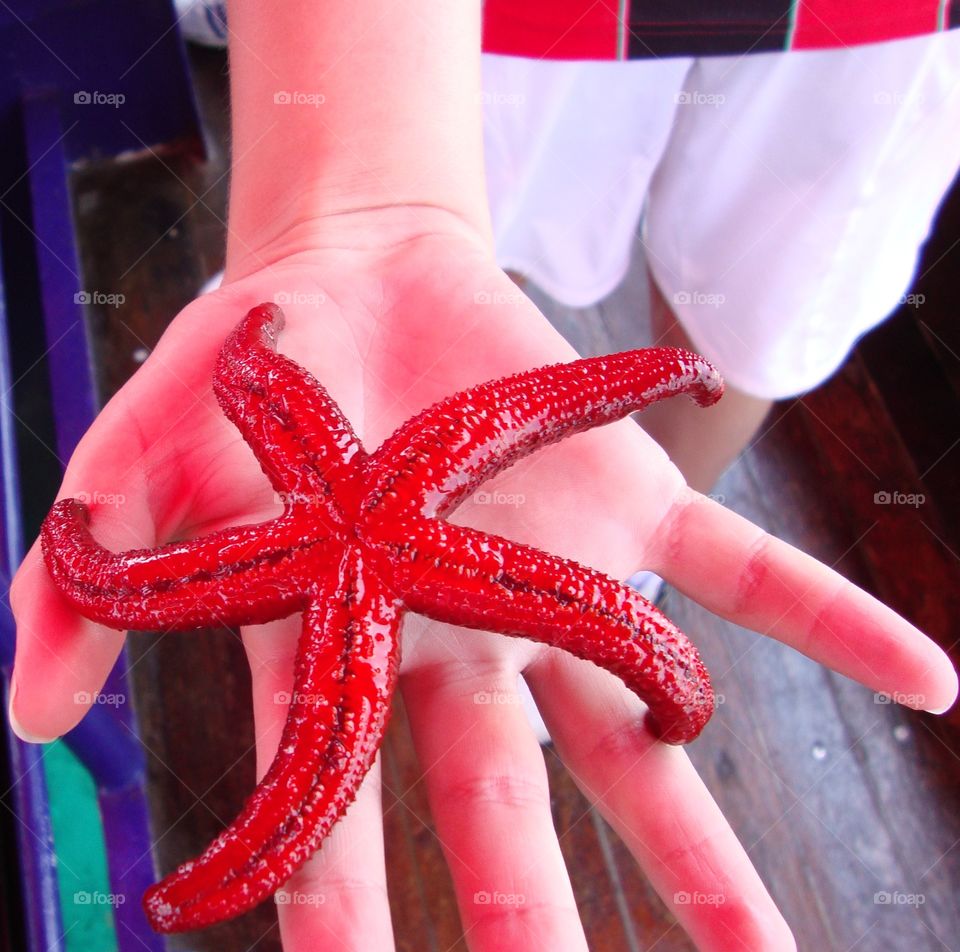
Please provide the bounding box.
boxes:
[7,2,957,950]
[641,270,774,495]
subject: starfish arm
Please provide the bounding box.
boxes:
[214,304,367,514]
[142,545,402,933]
[40,499,327,630]
[367,518,712,744]
[364,348,722,519]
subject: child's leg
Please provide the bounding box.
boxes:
[640,269,772,495]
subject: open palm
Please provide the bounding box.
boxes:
[10,231,956,951]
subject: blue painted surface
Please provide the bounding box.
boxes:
[4,721,65,952]
[0,0,201,163]
[0,2,202,948]
[21,89,96,467]
[0,213,65,952]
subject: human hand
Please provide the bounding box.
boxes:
[10,219,956,951]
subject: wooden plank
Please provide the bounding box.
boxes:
[716,460,938,951]
[736,363,959,950]
[382,696,466,951]
[858,311,960,558]
[543,749,640,951]
[129,627,280,951]
[382,696,461,952]
[907,169,960,405]
[799,358,960,686]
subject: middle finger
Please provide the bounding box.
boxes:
[402,648,586,951]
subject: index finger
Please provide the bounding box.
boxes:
[649,491,957,714]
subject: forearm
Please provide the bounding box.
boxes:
[225,0,491,278]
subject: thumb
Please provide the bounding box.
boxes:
[7,283,285,742]
[8,290,243,742]
[9,415,161,742]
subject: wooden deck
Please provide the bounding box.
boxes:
[64,45,960,951]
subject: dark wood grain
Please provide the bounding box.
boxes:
[382,697,465,952]
[544,749,642,952]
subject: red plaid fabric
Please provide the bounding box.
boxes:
[482,0,959,60]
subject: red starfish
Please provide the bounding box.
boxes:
[41,303,723,932]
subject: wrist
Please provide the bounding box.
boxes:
[225,0,491,282]
[223,199,493,284]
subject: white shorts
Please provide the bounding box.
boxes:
[481,33,960,398]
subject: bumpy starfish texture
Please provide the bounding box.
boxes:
[41,303,724,933]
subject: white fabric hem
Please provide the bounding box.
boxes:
[497,252,632,309]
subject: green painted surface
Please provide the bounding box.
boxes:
[43,740,117,952]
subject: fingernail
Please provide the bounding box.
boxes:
[7,678,55,745]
